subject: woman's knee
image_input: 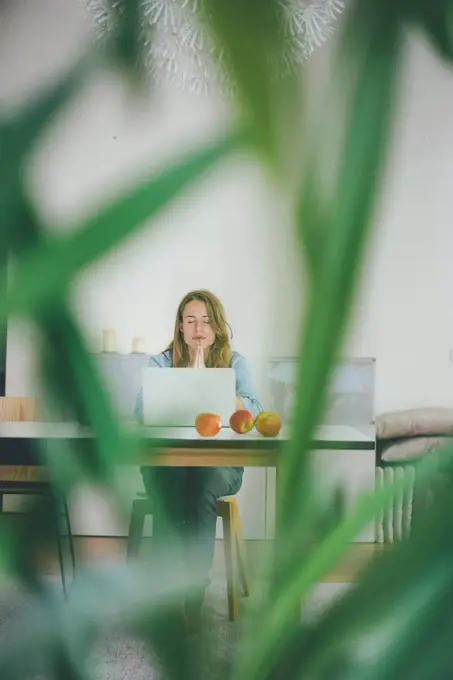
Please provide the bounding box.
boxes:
[195,467,243,507]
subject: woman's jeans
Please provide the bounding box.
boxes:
[141,466,243,598]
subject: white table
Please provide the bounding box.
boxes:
[0,422,374,463]
[0,422,376,541]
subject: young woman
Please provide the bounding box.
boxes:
[135,289,263,629]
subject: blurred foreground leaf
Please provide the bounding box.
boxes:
[106,0,144,75]
[404,0,453,60]
[270,449,453,679]
[281,0,403,540]
[0,132,240,323]
[200,0,302,173]
[0,56,88,256]
[234,1,405,678]
[7,190,137,484]
[0,58,88,178]
[235,445,442,680]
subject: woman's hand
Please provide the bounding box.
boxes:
[192,341,205,368]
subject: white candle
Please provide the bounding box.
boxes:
[102,329,117,353]
[132,336,146,353]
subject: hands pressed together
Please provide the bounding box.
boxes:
[191,340,205,369]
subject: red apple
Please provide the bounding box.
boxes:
[255,411,282,437]
[229,409,255,434]
[195,413,222,437]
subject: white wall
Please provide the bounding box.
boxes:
[3,1,453,537]
[345,36,453,412]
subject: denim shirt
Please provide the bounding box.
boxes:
[134,349,263,423]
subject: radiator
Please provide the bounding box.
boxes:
[375,465,416,543]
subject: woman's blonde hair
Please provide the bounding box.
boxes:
[168,289,232,368]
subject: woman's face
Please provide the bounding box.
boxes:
[180,300,216,351]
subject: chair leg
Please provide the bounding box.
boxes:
[55,517,67,599]
[232,502,251,597]
[62,497,76,578]
[220,502,240,622]
[127,501,146,560]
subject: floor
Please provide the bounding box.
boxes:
[0,579,244,680]
[41,536,387,581]
[0,539,388,679]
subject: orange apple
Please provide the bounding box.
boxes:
[255,411,282,437]
[195,413,222,437]
[229,409,255,434]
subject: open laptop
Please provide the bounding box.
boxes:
[142,367,236,427]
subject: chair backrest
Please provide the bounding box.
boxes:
[0,397,40,422]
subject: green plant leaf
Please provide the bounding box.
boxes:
[0,58,88,177]
[280,0,403,536]
[0,132,239,323]
[3,190,146,565]
[268,0,403,591]
[296,162,328,278]
[235,446,442,680]
[199,0,301,171]
[106,0,145,78]
[5,189,135,476]
[271,453,453,679]
[234,1,404,677]
[40,305,132,472]
[404,0,453,61]
[0,57,89,249]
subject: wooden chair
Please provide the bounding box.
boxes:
[0,397,76,595]
[127,492,251,621]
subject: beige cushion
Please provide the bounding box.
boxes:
[381,436,453,462]
[376,408,453,439]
